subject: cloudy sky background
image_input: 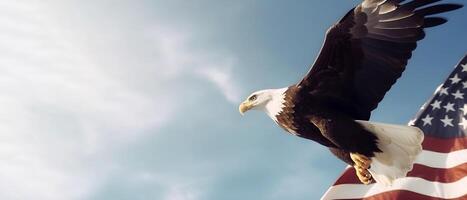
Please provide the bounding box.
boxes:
[0,0,465,199]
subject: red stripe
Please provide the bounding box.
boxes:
[408,163,467,183]
[341,190,467,200]
[422,136,467,153]
[333,163,467,185]
[332,168,361,185]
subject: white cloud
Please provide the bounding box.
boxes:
[198,67,241,104]
[0,2,169,199]
[145,26,242,104]
[0,0,241,199]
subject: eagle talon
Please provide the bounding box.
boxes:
[355,165,373,185]
[351,153,373,184]
[350,153,372,169]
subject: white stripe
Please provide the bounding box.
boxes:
[341,149,466,169]
[415,149,467,168]
[321,176,467,200]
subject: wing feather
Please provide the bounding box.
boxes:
[297,0,462,120]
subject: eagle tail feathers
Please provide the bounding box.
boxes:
[355,120,424,186]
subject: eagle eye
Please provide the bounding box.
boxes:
[248,95,257,101]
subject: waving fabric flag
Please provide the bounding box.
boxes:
[322,55,467,200]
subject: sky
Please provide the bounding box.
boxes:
[0,0,465,200]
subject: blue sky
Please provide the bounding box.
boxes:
[0,0,465,200]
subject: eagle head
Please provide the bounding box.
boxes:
[239,88,288,117]
[238,90,274,115]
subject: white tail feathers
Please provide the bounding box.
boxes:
[356,120,424,186]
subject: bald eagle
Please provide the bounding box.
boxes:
[239,0,462,185]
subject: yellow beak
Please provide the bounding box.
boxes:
[239,101,253,115]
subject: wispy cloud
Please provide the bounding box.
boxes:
[146,26,242,104]
[198,67,241,104]
[0,1,171,199]
[0,0,242,199]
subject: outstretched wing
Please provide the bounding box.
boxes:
[297,0,462,120]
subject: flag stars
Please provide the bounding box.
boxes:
[443,102,456,113]
[450,74,461,84]
[459,118,467,129]
[463,81,467,89]
[461,63,467,72]
[421,114,433,126]
[438,87,449,96]
[452,90,464,99]
[460,104,467,115]
[430,100,441,110]
[440,115,454,127]
[443,102,455,113]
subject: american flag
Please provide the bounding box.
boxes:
[322,55,467,200]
